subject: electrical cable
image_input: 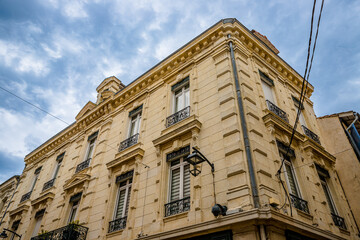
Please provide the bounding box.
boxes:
[276,0,325,216]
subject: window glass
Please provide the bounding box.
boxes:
[169,158,190,202]
[261,81,275,104]
[114,178,132,219]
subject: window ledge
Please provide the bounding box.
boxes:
[153,115,201,147]
[338,227,350,236]
[106,229,124,238]
[107,143,144,170]
[296,209,313,221]
[163,211,188,223]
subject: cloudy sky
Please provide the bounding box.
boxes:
[0,0,359,183]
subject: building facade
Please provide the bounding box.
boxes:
[317,111,360,228]
[1,19,359,240]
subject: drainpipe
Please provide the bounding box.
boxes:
[228,34,260,208]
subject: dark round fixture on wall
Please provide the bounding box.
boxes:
[211,204,227,217]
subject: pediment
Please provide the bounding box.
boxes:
[107,145,145,170]
[75,101,96,121]
[63,173,91,191]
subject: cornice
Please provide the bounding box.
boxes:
[23,19,314,168]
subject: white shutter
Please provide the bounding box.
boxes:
[284,163,299,197]
[170,168,180,201]
[124,186,131,216]
[115,189,126,219]
[261,81,275,104]
[183,164,190,197]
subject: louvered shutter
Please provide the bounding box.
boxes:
[115,189,126,219]
[183,164,190,197]
[285,163,299,197]
[124,186,131,216]
[321,181,336,214]
[170,168,180,201]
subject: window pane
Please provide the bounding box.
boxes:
[261,81,275,103]
[87,144,94,159]
[184,89,190,108]
[321,182,336,214]
[170,168,180,201]
[175,94,183,112]
[32,216,43,237]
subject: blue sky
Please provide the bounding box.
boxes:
[0,0,359,183]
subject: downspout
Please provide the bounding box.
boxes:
[228,34,260,208]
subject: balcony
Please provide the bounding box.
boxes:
[166,106,190,128]
[119,133,139,151]
[290,194,309,214]
[43,179,55,191]
[331,213,347,229]
[31,224,88,240]
[108,216,127,233]
[164,196,190,217]
[20,191,32,203]
[75,158,91,173]
[302,125,321,145]
[266,100,289,123]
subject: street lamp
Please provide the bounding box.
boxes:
[185,147,227,217]
[0,228,21,239]
[185,147,214,176]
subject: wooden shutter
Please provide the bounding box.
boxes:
[285,163,299,197]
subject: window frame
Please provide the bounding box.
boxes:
[172,81,190,114]
[113,178,132,220]
[68,200,79,224]
[281,153,302,198]
[319,173,338,215]
[128,112,141,138]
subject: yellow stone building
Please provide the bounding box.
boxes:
[317,111,360,227]
[1,19,359,240]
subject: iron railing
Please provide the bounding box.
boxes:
[266,100,289,123]
[42,178,55,191]
[331,213,347,229]
[31,224,88,240]
[166,106,190,127]
[75,158,91,173]
[20,191,32,203]
[108,216,127,233]
[290,194,309,214]
[302,125,321,144]
[164,196,190,217]
[119,133,139,151]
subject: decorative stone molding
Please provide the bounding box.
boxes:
[107,144,145,170]
[63,173,91,191]
[31,192,55,209]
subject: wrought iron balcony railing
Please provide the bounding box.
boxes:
[31,224,88,240]
[290,194,310,214]
[164,196,190,217]
[108,216,127,233]
[75,158,91,173]
[20,191,32,203]
[119,133,139,151]
[266,100,289,123]
[42,178,55,191]
[331,213,347,229]
[302,125,321,144]
[166,106,190,128]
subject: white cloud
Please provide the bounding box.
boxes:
[0,40,49,76]
[63,1,88,19]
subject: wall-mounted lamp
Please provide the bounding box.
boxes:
[185,147,214,176]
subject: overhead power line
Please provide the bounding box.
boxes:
[276,0,325,215]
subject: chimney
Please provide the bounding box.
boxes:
[251,30,279,54]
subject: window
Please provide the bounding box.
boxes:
[277,141,309,213]
[128,106,142,137]
[281,153,301,197]
[52,153,64,179]
[316,165,346,229]
[68,192,82,224]
[172,77,189,113]
[30,167,42,192]
[292,96,306,127]
[32,209,45,237]
[109,171,133,233]
[259,70,275,104]
[85,135,97,161]
[10,220,20,240]
[165,146,191,217]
